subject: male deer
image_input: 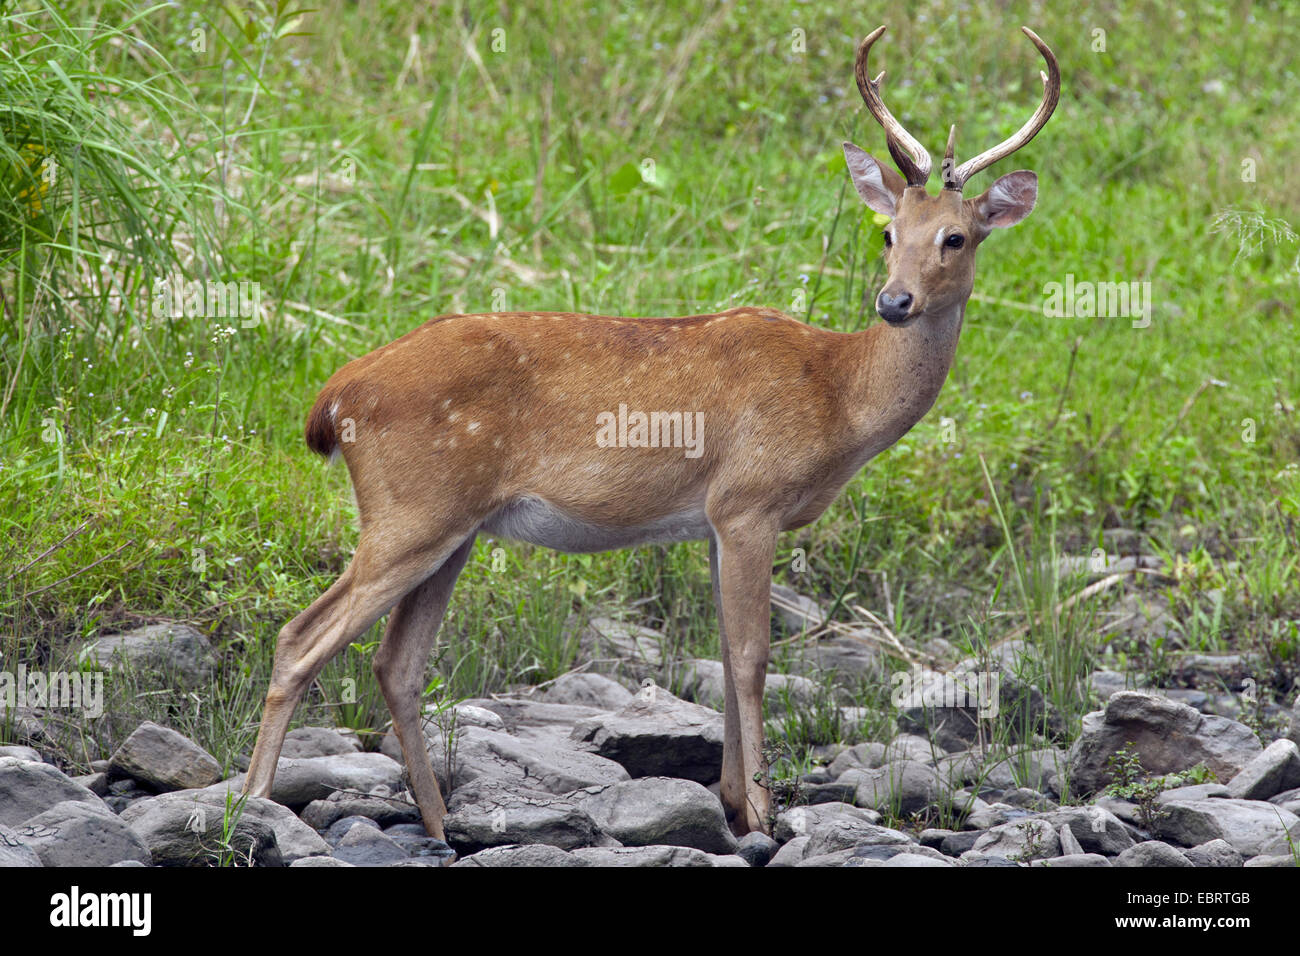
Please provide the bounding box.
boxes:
[244,25,1059,839]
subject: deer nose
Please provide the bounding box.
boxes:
[877,291,913,324]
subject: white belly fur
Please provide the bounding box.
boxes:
[480,495,711,553]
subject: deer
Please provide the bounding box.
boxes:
[242,24,1060,840]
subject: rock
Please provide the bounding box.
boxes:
[842,760,948,815]
[577,617,667,683]
[1068,692,1263,795]
[1183,839,1243,867]
[325,815,379,846]
[1043,807,1135,855]
[1058,823,1084,855]
[982,748,1067,795]
[1243,853,1298,867]
[827,742,887,777]
[443,779,606,854]
[280,726,362,758]
[83,622,215,684]
[15,800,152,867]
[780,634,883,689]
[940,831,982,856]
[226,752,403,807]
[963,803,1031,830]
[569,686,723,783]
[0,824,42,866]
[1030,853,1112,867]
[300,790,421,830]
[452,844,591,867]
[290,855,356,867]
[773,802,881,843]
[1114,841,1194,867]
[382,823,455,862]
[895,654,1056,750]
[770,583,827,632]
[803,818,912,859]
[1270,787,1300,816]
[571,777,736,854]
[1090,669,1138,702]
[459,698,609,749]
[970,819,1061,862]
[331,824,410,866]
[539,673,634,711]
[677,658,817,715]
[876,852,956,867]
[1002,788,1057,811]
[73,773,109,796]
[0,745,42,763]
[1153,798,1300,857]
[1172,653,1262,686]
[1289,695,1300,748]
[121,784,329,863]
[445,704,509,732]
[117,792,283,867]
[1157,783,1231,804]
[571,845,749,867]
[109,721,222,792]
[960,853,1024,867]
[736,831,778,866]
[0,759,105,826]
[1226,739,1300,801]
[767,835,811,867]
[382,723,629,797]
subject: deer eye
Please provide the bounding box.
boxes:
[883,230,893,248]
[944,233,965,249]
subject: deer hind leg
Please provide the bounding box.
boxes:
[709,516,776,836]
[371,533,476,841]
[243,528,471,803]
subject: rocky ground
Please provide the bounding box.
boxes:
[2,599,1299,868]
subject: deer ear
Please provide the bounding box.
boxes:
[973,170,1038,229]
[843,142,905,218]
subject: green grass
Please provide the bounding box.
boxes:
[1,0,1297,772]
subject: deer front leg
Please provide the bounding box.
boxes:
[709,516,776,835]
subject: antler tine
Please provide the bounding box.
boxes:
[950,26,1060,191]
[854,25,931,187]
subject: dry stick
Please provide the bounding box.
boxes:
[768,589,938,665]
[25,540,133,597]
[1159,376,1227,443]
[530,66,554,263]
[1044,335,1082,435]
[4,517,95,580]
[992,566,1174,648]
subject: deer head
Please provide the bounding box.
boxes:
[842,25,1060,325]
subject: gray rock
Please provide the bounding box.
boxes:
[803,818,912,858]
[280,726,362,759]
[982,748,1067,794]
[290,855,356,867]
[83,622,215,684]
[571,776,736,854]
[0,824,42,866]
[940,830,983,856]
[539,672,635,711]
[877,852,956,867]
[116,791,283,867]
[677,658,817,715]
[1002,787,1057,811]
[331,824,410,866]
[1114,840,1194,867]
[300,790,421,830]
[0,745,42,763]
[1157,783,1231,804]
[736,830,778,866]
[963,802,1031,830]
[72,773,109,796]
[770,583,827,632]
[1226,739,1300,801]
[1183,839,1243,867]
[572,845,749,867]
[452,844,591,867]
[1068,692,1262,795]
[382,723,629,797]
[1269,787,1300,816]
[15,799,151,867]
[569,686,723,783]
[1090,669,1138,702]
[1243,853,1299,867]
[773,802,880,843]
[1043,806,1135,855]
[458,698,609,749]
[960,852,1025,867]
[444,779,606,854]
[577,617,667,683]
[1058,823,1084,855]
[445,704,509,732]
[1030,853,1112,867]
[780,634,883,689]
[1153,798,1300,857]
[842,760,948,815]
[109,721,222,792]
[827,742,887,777]
[1289,695,1300,749]
[121,783,329,862]
[324,815,380,846]
[0,759,105,826]
[767,835,810,867]
[225,752,403,807]
[970,819,1061,862]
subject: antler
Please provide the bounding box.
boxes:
[946,26,1060,191]
[854,25,931,188]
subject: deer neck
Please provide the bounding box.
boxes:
[841,301,966,458]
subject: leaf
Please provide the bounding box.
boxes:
[607,161,642,197]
